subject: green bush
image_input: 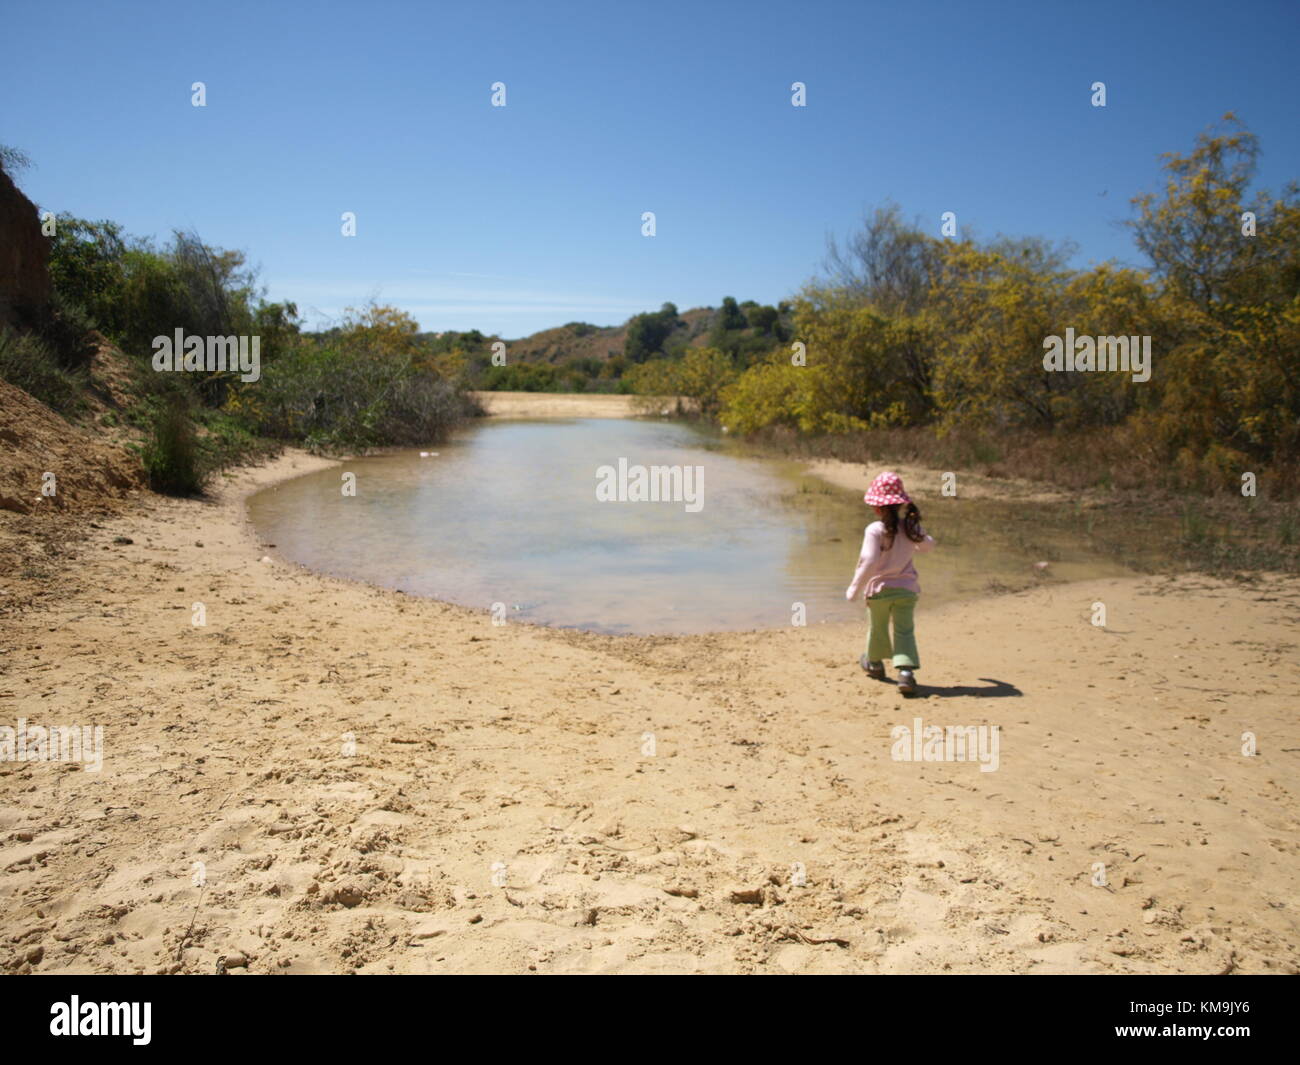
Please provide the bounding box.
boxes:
[251,336,474,453]
[624,303,682,362]
[0,328,86,413]
[46,216,128,338]
[479,362,560,392]
[143,393,205,495]
[37,290,100,371]
[195,410,281,471]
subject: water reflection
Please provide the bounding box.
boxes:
[247,418,1141,635]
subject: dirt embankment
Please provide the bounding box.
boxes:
[0,162,145,520]
[0,365,146,619]
[0,377,143,516]
[0,166,50,332]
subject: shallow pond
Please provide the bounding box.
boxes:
[247,417,1143,635]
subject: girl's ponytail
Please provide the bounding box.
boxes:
[873,501,925,548]
[880,503,899,549]
[880,501,925,548]
[903,501,925,544]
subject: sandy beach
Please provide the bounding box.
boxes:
[470,391,652,419]
[2,433,1297,975]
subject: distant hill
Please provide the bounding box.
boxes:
[496,306,717,365]
[415,299,792,394]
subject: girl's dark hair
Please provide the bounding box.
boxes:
[879,502,924,549]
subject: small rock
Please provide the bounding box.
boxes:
[329,884,365,908]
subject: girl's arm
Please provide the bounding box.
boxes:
[915,527,936,553]
[845,524,881,600]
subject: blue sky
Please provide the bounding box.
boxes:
[3,0,1298,336]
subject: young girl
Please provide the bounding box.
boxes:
[845,472,935,696]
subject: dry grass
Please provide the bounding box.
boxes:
[754,424,1300,573]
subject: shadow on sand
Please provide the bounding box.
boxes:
[905,678,1023,699]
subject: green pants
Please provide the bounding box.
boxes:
[865,588,920,669]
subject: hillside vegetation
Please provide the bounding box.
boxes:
[625,117,1300,506]
[2,115,1295,531]
[0,153,481,497]
[435,303,780,394]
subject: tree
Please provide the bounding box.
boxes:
[673,347,736,418]
[624,302,682,362]
[745,303,779,335]
[338,303,423,360]
[718,296,746,331]
[0,144,32,177]
[820,203,942,315]
[1128,114,1300,468]
[1128,113,1260,311]
[47,216,128,334]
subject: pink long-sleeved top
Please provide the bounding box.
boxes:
[845,520,936,600]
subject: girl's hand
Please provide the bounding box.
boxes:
[845,587,856,602]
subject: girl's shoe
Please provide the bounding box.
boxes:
[860,656,886,680]
[897,669,918,696]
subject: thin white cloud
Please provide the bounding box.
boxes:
[268,279,647,311]
[265,277,661,332]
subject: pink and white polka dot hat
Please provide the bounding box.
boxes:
[864,471,911,507]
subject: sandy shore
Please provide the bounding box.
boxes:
[805,458,1077,505]
[471,391,657,419]
[1,446,1298,975]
